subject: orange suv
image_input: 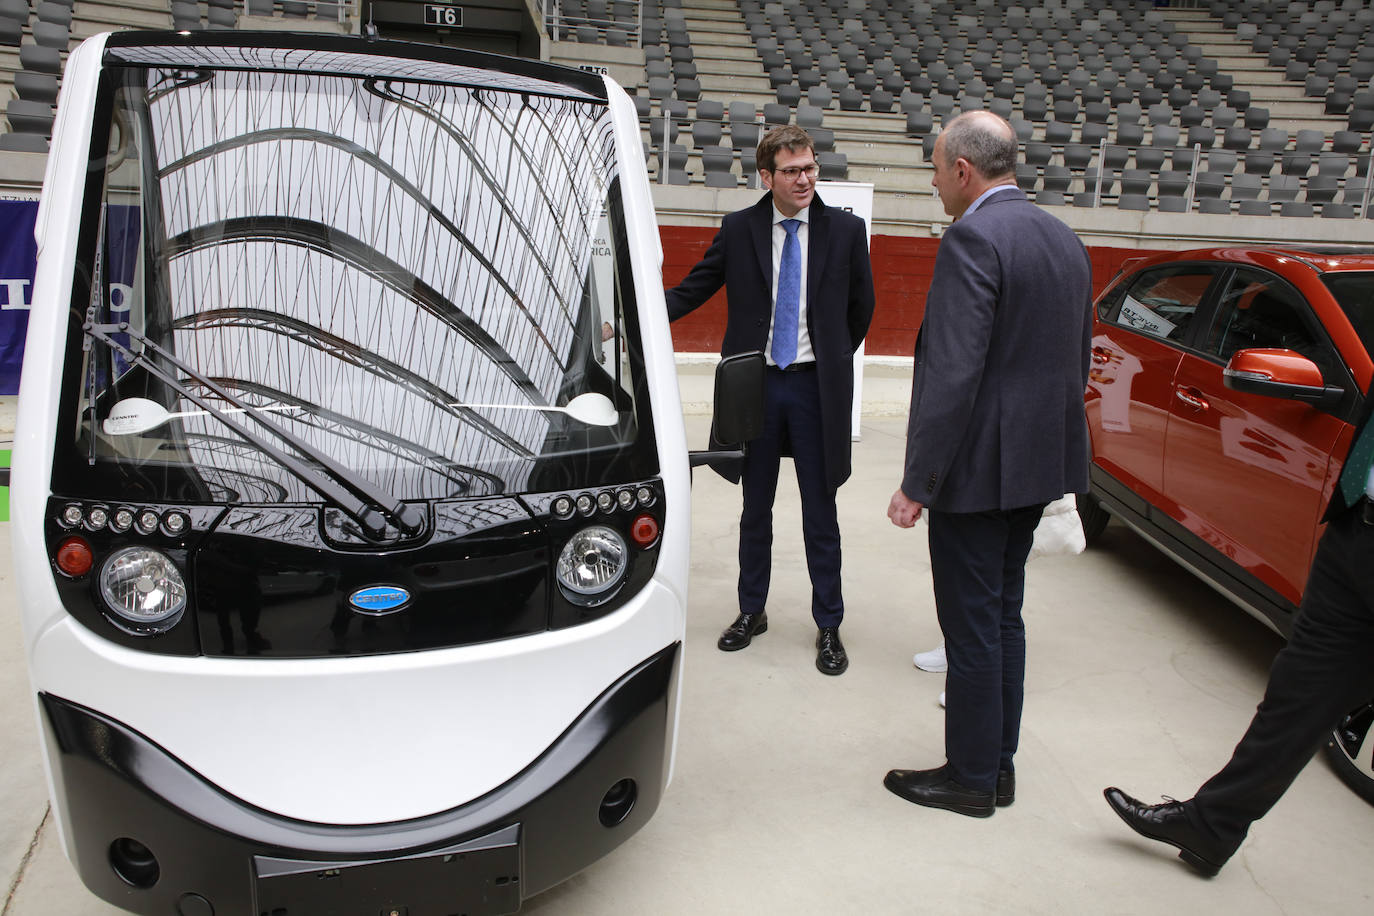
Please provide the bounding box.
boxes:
[1081,246,1373,802]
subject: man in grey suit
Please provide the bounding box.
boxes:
[883,111,1094,817]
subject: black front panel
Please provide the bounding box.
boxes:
[44,479,665,658]
[197,500,548,658]
[44,502,226,657]
[253,826,522,916]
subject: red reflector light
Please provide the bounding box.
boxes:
[55,536,94,577]
[631,513,660,547]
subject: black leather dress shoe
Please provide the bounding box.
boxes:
[718,611,767,651]
[815,626,848,675]
[996,769,1015,807]
[1103,787,1226,877]
[884,767,995,818]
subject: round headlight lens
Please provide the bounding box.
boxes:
[99,547,187,631]
[556,525,629,606]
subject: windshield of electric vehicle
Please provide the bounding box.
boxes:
[56,48,655,506]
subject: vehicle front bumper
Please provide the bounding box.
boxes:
[39,643,680,916]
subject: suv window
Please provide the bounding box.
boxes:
[1321,272,1374,358]
[1103,266,1218,345]
[1203,269,1332,370]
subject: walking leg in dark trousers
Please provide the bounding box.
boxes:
[1106,509,1374,874]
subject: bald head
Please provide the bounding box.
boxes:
[936,111,1018,182]
[929,111,1019,218]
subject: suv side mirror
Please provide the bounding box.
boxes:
[1223,348,1345,411]
[689,350,765,468]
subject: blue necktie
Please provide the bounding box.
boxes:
[1337,416,1374,507]
[773,218,801,368]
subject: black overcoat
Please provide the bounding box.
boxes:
[665,191,876,489]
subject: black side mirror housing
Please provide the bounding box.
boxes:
[689,351,765,469]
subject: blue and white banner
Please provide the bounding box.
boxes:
[0,198,38,395]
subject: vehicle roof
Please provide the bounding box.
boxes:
[102,30,607,102]
[1124,245,1374,274]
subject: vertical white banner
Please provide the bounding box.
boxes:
[815,180,874,441]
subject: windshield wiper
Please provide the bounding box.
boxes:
[84,320,425,540]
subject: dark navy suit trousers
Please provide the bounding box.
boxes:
[738,365,843,627]
[928,503,1046,791]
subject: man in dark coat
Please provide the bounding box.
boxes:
[884,111,1094,816]
[666,125,875,675]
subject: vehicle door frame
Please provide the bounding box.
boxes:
[1161,263,1354,613]
[1087,259,1230,513]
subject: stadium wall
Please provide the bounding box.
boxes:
[663,224,1152,356]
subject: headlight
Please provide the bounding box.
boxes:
[556,525,629,606]
[99,547,187,633]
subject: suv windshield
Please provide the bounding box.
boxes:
[1321,272,1374,361]
[56,49,655,505]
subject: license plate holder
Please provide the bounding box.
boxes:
[253,824,520,916]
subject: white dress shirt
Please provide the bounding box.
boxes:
[765,205,814,366]
[962,182,1020,218]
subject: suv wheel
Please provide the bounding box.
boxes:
[1325,701,1374,805]
[1077,491,1111,544]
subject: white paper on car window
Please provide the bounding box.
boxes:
[1119,294,1178,338]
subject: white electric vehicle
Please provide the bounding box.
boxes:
[11,30,759,916]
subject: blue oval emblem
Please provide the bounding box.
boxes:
[348,586,411,616]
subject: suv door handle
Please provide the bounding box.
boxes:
[1091,346,1111,364]
[1175,386,1210,410]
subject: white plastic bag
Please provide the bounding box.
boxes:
[1029,494,1086,560]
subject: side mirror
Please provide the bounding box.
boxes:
[710,350,766,445]
[689,350,765,469]
[1223,348,1344,411]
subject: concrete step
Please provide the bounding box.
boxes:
[847,164,931,194]
[687,45,760,64]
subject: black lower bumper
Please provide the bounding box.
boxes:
[39,642,680,916]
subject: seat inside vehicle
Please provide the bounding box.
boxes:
[1214,285,1320,361]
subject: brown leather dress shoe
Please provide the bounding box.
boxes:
[1103,787,1227,876]
[815,626,848,675]
[718,611,767,651]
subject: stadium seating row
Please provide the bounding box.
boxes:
[629,0,1369,215]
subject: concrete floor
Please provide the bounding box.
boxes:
[2,415,1372,915]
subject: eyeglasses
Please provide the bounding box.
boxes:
[771,164,819,181]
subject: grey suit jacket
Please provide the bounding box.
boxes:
[901,188,1093,513]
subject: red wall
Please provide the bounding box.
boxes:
[661,225,1155,357]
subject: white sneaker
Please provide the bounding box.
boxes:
[938,691,946,708]
[913,644,947,673]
